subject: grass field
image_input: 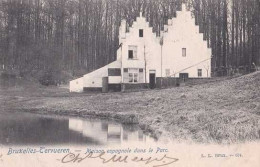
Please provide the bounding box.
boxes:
[1,72,259,144]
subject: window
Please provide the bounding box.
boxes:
[128,50,133,59]
[128,68,139,83]
[129,73,139,83]
[198,69,202,77]
[134,73,138,82]
[165,69,170,77]
[123,68,143,83]
[182,48,186,57]
[128,46,137,59]
[108,68,121,76]
[139,29,143,37]
[129,73,133,82]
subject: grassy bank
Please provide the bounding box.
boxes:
[1,72,260,144]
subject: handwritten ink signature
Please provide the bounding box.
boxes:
[60,152,179,167]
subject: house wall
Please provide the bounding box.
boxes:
[69,60,121,92]
[109,76,121,84]
[162,6,211,78]
[82,60,122,88]
[120,14,161,84]
[83,66,108,88]
[69,77,84,92]
[119,6,212,86]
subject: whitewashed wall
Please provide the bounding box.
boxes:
[69,77,84,92]
[119,14,161,83]
[119,6,212,84]
[70,60,121,92]
[83,60,121,88]
[109,76,122,84]
[162,5,211,78]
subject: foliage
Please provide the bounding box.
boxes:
[0,0,259,78]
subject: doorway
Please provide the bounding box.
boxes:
[149,72,156,89]
[179,73,189,82]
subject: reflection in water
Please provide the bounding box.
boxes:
[0,112,155,146]
[69,118,148,145]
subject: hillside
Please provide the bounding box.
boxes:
[1,72,260,144]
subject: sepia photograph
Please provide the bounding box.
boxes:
[0,0,259,166]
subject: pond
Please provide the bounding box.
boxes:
[0,111,156,146]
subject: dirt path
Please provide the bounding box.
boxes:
[1,72,260,144]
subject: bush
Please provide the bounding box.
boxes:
[38,70,73,86]
[39,71,58,86]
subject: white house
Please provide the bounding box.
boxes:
[70,4,211,93]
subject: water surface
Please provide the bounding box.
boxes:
[0,111,155,146]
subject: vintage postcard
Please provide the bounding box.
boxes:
[0,0,259,167]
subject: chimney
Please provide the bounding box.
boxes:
[119,19,126,40]
[182,3,187,11]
